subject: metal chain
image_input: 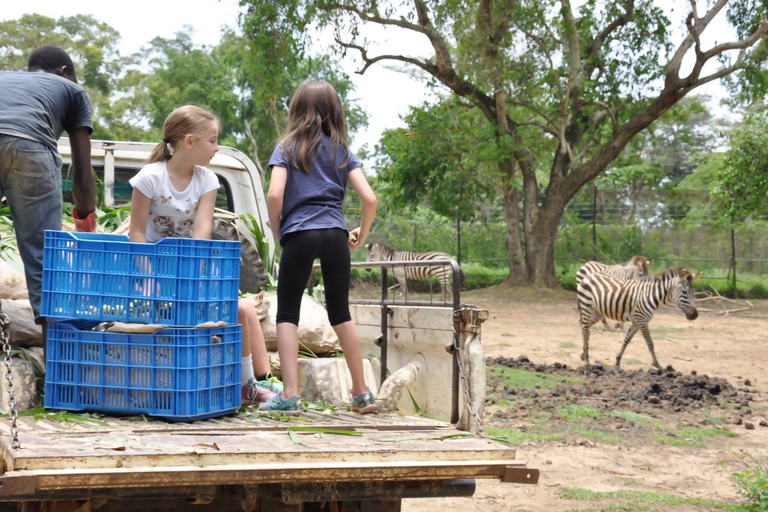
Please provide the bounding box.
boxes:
[452,323,484,431]
[0,308,20,449]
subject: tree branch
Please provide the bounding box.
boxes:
[666,0,728,83]
[584,0,635,63]
[320,2,432,36]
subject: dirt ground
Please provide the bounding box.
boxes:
[403,286,768,511]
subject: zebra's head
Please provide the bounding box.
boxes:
[671,267,701,320]
[366,243,392,263]
[631,255,653,277]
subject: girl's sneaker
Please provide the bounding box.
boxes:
[258,392,301,412]
[242,378,277,405]
[350,389,378,414]
[257,372,284,394]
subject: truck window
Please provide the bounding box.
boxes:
[62,165,235,212]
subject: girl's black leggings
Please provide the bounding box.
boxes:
[276,228,352,326]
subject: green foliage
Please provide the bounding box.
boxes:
[714,115,768,222]
[560,487,740,510]
[488,366,584,390]
[732,461,768,511]
[485,427,564,446]
[376,97,502,222]
[558,404,602,420]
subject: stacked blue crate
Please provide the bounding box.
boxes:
[41,231,242,421]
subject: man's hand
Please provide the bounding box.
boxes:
[73,209,96,232]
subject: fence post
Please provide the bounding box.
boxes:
[731,225,738,297]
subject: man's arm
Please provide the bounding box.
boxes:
[69,126,96,219]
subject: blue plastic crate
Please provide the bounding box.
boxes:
[41,231,241,325]
[44,322,242,421]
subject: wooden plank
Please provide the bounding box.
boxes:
[10,459,529,492]
[2,430,515,472]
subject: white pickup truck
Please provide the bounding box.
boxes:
[0,139,537,511]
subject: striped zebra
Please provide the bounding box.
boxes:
[365,243,464,299]
[577,267,700,373]
[575,255,653,330]
[575,255,652,287]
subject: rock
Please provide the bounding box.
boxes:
[261,294,340,355]
[760,420,767,427]
[545,460,553,465]
[745,422,755,430]
[0,359,38,412]
[648,395,660,404]
[0,259,27,300]
[734,417,743,425]
[0,299,42,347]
[744,379,751,386]
[297,357,380,407]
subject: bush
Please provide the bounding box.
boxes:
[732,462,768,511]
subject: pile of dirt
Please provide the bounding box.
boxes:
[487,355,758,415]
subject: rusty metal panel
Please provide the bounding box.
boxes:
[501,466,540,485]
[0,474,36,496]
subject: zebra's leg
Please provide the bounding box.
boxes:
[580,315,599,372]
[393,268,408,302]
[615,323,639,370]
[638,323,663,373]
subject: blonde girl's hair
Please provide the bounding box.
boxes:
[280,80,349,173]
[148,105,221,163]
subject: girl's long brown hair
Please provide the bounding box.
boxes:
[280,81,349,173]
[148,105,220,163]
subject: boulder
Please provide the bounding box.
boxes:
[0,299,42,347]
[0,358,38,412]
[297,357,380,406]
[261,294,340,356]
[0,259,27,300]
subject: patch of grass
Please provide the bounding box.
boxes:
[496,343,512,347]
[485,427,563,446]
[571,425,624,445]
[610,410,654,423]
[559,404,602,420]
[622,358,645,366]
[560,341,576,348]
[500,332,516,337]
[489,366,585,390]
[495,398,515,407]
[560,487,741,511]
[653,426,736,448]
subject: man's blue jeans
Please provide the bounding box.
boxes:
[0,134,62,323]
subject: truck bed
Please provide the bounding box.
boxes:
[0,410,533,502]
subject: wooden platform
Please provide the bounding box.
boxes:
[0,410,531,497]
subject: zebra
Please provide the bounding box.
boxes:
[365,243,464,299]
[575,255,653,331]
[576,267,700,373]
[575,255,652,287]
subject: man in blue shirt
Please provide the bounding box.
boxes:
[0,45,96,325]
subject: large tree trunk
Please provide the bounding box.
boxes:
[500,162,527,284]
[525,208,563,288]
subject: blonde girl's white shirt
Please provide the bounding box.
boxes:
[129,161,220,243]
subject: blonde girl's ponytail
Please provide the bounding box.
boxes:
[147,105,221,163]
[148,138,174,163]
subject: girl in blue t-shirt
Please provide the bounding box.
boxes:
[262,80,378,413]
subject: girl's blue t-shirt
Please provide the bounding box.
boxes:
[268,135,361,238]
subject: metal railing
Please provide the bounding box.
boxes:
[349,259,463,423]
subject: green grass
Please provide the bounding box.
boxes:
[622,358,645,366]
[610,410,654,423]
[500,332,516,337]
[559,404,602,420]
[489,366,585,390]
[560,487,742,511]
[571,425,624,445]
[485,427,564,446]
[560,341,576,348]
[653,427,736,448]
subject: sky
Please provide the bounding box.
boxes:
[0,0,433,160]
